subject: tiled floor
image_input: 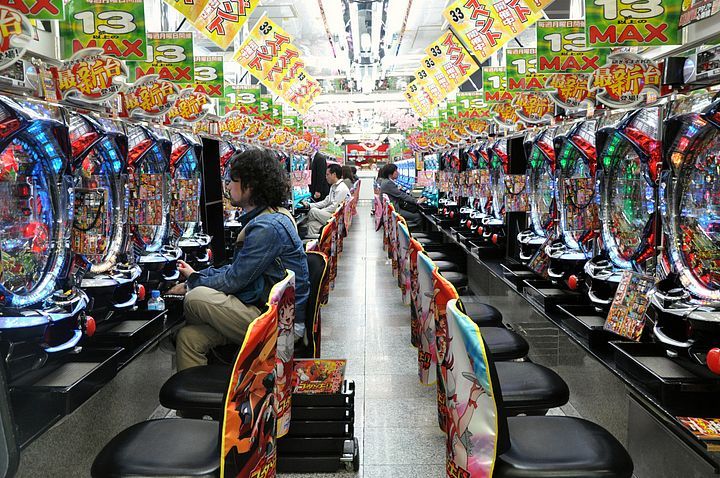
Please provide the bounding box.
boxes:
[277,204,447,478]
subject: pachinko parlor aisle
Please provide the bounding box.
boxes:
[2,0,720,477]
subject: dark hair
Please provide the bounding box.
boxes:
[341,165,353,179]
[351,166,357,174]
[327,163,342,179]
[230,148,290,208]
[379,163,397,179]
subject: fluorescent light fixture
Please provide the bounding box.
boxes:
[361,32,372,52]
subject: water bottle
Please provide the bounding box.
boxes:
[147,290,165,311]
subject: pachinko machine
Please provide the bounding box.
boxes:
[291,154,311,211]
[125,123,181,292]
[585,106,663,307]
[517,126,562,262]
[436,148,462,225]
[546,119,600,290]
[67,111,142,319]
[462,139,494,240]
[651,93,720,368]
[169,130,211,269]
[0,96,90,378]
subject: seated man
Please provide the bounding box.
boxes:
[166,149,310,371]
[305,163,350,237]
[378,163,426,224]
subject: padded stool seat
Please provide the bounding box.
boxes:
[495,362,569,415]
[479,326,529,360]
[425,251,452,261]
[441,271,468,289]
[160,365,229,418]
[461,301,503,326]
[434,261,462,273]
[495,416,634,478]
[412,232,442,240]
[92,419,219,477]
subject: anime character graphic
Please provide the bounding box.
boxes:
[223,329,278,477]
[275,286,296,437]
[417,267,438,385]
[410,254,421,348]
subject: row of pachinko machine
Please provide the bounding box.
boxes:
[0,94,312,446]
[420,91,720,411]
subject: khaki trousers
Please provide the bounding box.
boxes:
[307,207,333,236]
[176,286,261,371]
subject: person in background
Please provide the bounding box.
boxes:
[165,149,310,371]
[341,165,355,190]
[309,152,330,202]
[350,166,359,183]
[378,163,426,224]
[305,163,350,238]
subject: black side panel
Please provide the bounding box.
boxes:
[200,137,227,264]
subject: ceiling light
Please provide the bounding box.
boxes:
[361,33,372,52]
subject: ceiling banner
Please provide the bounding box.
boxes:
[191,56,223,97]
[585,0,682,46]
[163,0,207,22]
[235,14,293,80]
[505,47,549,91]
[444,0,542,63]
[128,32,194,83]
[425,31,479,91]
[221,84,260,115]
[193,0,260,50]
[482,66,514,104]
[536,20,607,74]
[0,0,64,19]
[60,0,147,60]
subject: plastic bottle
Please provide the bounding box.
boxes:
[147,290,165,311]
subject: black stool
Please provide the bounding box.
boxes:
[495,362,569,416]
[461,301,503,326]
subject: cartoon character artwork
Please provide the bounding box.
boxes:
[409,239,423,348]
[417,252,438,386]
[397,221,412,305]
[444,299,499,478]
[433,270,461,435]
[221,303,279,478]
[274,273,296,438]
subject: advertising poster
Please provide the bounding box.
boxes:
[292,360,347,394]
[191,56,223,97]
[128,32,194,83]
[537,20,607,73]
[483,67,513,104]
[193,0,260,50]
[0,0,64,19]
[586,0,682,46]
[604,271,654,340]
[505,48,549,91]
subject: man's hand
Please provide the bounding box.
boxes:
[166,283,187,296]
[313,192,321,199]
[418,197,428,203]
[177,260,195,279]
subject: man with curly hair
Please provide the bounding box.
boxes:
[166,148,310,371]
[305,163,350,238]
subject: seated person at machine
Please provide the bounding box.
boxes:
[378,163,426,223]
[166,149,310,371]
[342,165,355,190]
[304,163,350,238]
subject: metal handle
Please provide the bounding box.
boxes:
[111,292,138,310]
[653,323,693,349]
[45,330,83,353]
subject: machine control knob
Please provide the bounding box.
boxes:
[707,348,720,375]
[492,234,499,244]
[137,284,146,302]
[84,316,96,337]
[568,275,580,290]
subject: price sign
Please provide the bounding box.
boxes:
[586,0,682,46]
[444,0,542,62]
[505,48,550,91]
[537,20,607,73]
[0,0,64,19]
[483,67,514,104]
[128,32,193,83]
[60,0,146,60]
[193,0,260,50]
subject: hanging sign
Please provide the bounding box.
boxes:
[586,0,682,46]
[166,89,211,123]
[283,68,321,115]
[123,74,179,117]
[680,0,720,26]
[235,15,292,82]
[505,47,549,91]
[163,0,207,22]
[193,0,260,50]
[0,0,64,19]
[60,0,146,60]
[191,56,223,97]
[404,85,426,118]
[491,101,521,128]
[537,20,607,73]
[425,31,479,91]
[415,56,452,100]
[513,91,554,123]
[221,84,260,115]
[218,110,251,136]
[456,92,490,119]
[444,0,542,63]
[0,6,32,71]
[53,48,127,103]
[588,52,661,108]
[265,44,301,93]
[545,72,595,108]
[483,67,513,104]
[129,32,194,83]
[258,94,273,122]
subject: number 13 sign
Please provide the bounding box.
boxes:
[60,0,147,60]
[586,0,682,46]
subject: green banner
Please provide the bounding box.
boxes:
[537,20,608,73]
[271,102,282,125]
[505,48,550,92]
[0,0,64,19]
[60,0,147,60]
[259,94,274,123]
[586,0,682,46]
[192,56,223,97]
[128,32,193,83]
[455,92,489,119]
[221,85,261,116]
[482,67,513,104]
[283,114,301,133]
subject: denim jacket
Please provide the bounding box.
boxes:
[187,210,310,337]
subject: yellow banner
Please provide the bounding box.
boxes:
[415,55,453,99]
[193,0,260,50]
[425,31,479,91]
[444,0,542,62]
[267,45,303,94]
[164,0,208,22]
[234,14,294,79]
